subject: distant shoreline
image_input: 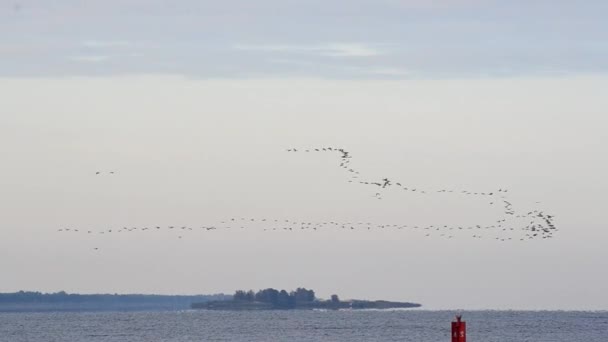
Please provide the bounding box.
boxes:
[0,291,229,313]
[192,287,421,311]
[192,299,422,311]
[0,290,422,313]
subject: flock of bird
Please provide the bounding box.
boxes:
[285,147,557,237]
[57,215,554,241]
[59,147,557,249]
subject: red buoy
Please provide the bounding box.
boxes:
[451,314,466,342]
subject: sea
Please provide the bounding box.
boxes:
[1,310,606,341]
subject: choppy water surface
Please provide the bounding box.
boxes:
[1,310,607,342]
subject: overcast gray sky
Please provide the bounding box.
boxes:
[1,1,607,310]
[2,0,608,78]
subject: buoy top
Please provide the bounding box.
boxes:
[455,314,462,322]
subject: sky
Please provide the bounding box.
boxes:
[1,1,608,310]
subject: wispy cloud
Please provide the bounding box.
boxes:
[267,58,411,78]
[83,40,132,48]
[367,67,410,76]
[234,43,383,57]
[321,44,382,57]
[68,55,110,63]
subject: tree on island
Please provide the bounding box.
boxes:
[231,287,316,309]
[331,294,340,303]
[193,288,422,310]
[293,288,315,302]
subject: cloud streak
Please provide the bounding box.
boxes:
[68,55,110,63]
[234,43,383,57]
[83,40,133,48]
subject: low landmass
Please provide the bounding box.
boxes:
[0,291,230,312]
[191,288,421,310]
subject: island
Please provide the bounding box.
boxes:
[191,288,421,310]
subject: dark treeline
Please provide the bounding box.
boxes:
[0,291,229,312]
[0,291,227,304]
[191,288,422,310]
[232,288,317,309]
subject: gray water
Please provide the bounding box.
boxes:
[1,310,607,342]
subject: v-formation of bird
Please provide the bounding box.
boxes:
[62,148,557,250]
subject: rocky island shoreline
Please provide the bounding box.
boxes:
[191,288,421,310]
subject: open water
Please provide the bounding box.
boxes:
[1,310,607,342]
